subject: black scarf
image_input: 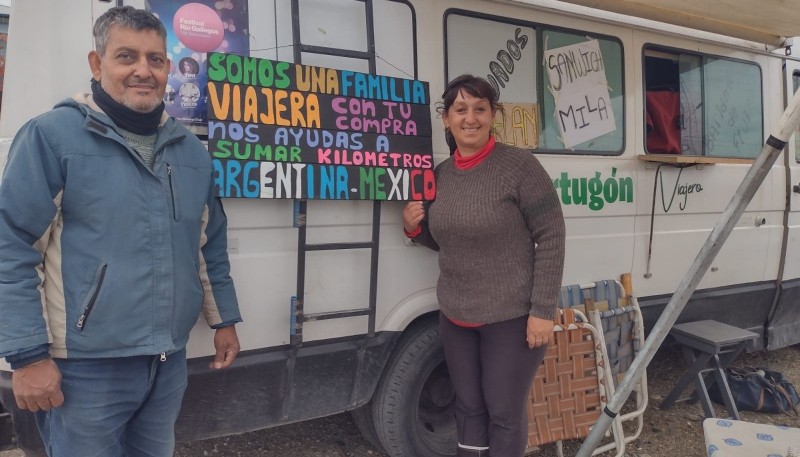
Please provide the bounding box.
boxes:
[90,79,164,135]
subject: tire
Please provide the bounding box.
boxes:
[350,402,386,453]
[371,317,456,457]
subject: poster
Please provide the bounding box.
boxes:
[207,53,434,201]
[543,39,616,148]
[147,0,249,133]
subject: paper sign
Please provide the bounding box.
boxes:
[494,103,538,148]
[544,40,616,148]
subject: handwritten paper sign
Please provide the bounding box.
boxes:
[206,53,434,200]
[544,40,615,148]
[493,103,538,148]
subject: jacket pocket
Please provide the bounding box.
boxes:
[75,263,108,331]
[167,163,179,221]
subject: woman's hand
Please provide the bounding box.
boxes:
[527,315,554,349]
[403,201,425,233]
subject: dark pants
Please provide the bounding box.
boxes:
[440,313,547,457]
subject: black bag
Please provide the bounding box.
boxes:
[709,366,800,414]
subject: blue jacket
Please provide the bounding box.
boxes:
[0,95,241,362]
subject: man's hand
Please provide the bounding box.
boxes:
[12,359,64,412]
[210,325,240,369]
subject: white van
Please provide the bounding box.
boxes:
[1,1,799,456]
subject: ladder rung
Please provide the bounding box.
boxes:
[299,44,370,60]
[302,308,371,321]
[306,241,374,251]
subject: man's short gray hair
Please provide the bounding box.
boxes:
[93,6,167,56]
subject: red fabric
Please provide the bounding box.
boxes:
[454,136,496,170]
[404,226,422,238]
[645,91,681,154]
[448,315,484,328]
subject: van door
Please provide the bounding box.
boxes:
[633,43,780,341]
[766,59,800,349]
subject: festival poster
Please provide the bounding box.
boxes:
[206,53,434,201]
[147,0,249,133]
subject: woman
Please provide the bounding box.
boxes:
[179,57,199,77]
[403,74,565,457]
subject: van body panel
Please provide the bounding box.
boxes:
[178,331,399,441]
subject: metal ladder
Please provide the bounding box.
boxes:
[288,0,381,346]
[282,0,384,418]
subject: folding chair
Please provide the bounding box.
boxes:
[560,277,649,445]
[527,276,649,456]
[526,307,625,456]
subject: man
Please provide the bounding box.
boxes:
[0,6,241,456]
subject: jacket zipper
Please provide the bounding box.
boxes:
[167,163,178,221]
[76,263,108,331]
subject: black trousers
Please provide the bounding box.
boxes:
[440,313,548,457]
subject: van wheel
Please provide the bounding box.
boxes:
[371,317,456,457]
[350,402,385,452]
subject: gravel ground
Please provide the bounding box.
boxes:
[3,344,800,457]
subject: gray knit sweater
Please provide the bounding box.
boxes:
[412,142,565,324]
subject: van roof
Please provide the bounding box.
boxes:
[547,0,800,48]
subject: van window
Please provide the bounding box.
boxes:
[445,12,624,155]
[644,47,763,158]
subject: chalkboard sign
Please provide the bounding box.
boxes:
[206,53,434,200]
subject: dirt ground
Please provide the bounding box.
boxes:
[5,344,799,457]
[529,343,800,457]
[171,343,800,457]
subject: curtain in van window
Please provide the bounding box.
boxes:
[678,54,703,155]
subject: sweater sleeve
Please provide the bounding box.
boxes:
[0,118,65,359]
[517,153,565,320]
[405,161,442,251]
[408,200,439,251]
